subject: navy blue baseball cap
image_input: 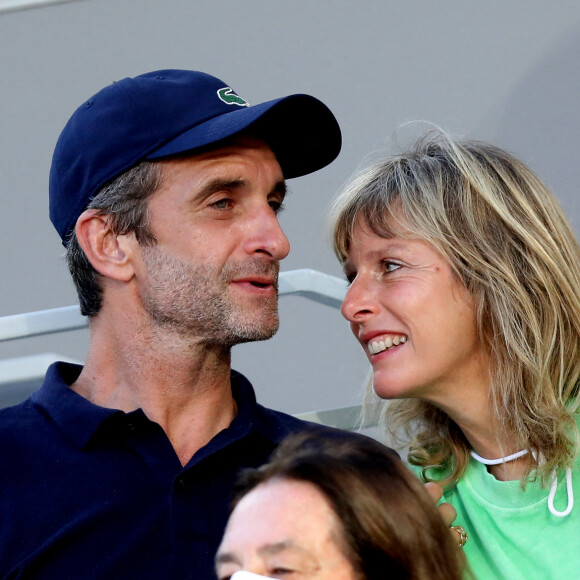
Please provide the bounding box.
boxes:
[49,69,342,244]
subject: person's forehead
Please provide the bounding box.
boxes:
[185,134,276,163]
[216,479,356,578]
[157,135,283,182]
[225,479,339,546]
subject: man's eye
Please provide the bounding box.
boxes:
[269,200,284,214]
[212,198,233,209]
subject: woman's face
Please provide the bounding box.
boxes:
[341,216,489,408]
[215,478,357,580]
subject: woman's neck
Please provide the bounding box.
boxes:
[430,391,529,481]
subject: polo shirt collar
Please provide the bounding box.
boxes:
[30,362,286,454]
[31,362,121,449]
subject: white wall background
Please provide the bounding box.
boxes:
[1,0,580,415]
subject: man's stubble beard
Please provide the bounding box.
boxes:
[140,245,280,347]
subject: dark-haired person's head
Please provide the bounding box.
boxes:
[216,431,465,580]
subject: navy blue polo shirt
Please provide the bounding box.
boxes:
[0,362,311,579]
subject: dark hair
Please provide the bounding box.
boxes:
[64,161,162,317]
[233,430,466,580]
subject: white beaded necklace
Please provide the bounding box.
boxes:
[469,449,573,518]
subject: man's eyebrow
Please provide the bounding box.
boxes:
[195,178,246,200]
[194,178,287,201]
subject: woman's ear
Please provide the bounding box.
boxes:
[75,209,136,282]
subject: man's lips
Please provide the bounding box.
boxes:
[231,276,278,292]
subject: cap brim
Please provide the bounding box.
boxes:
[146,94,341,179]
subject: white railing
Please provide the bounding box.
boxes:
[0,0,84,14]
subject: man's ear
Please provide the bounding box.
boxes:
[75,209,136,282]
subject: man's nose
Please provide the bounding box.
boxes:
[243,210,290,260]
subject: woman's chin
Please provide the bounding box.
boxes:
[372,374,428,401]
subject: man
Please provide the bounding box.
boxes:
[0,69,341,578]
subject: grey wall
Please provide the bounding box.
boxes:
[1,0,580,415]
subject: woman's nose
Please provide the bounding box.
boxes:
[340,275,378,322]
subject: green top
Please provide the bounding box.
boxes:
[415,421,580,579]
[444,455,579,578]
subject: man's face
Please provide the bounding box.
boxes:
[132,137,290,346]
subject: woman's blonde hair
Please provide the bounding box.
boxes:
[331,129,580,485]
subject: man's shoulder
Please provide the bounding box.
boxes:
[255,404,311,429]
[0,398,48,453]
[0,397,42,425]
[251,403,315,441]
[253,403,382,448]
[0,363,69,438]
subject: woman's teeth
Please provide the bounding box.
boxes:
[367,335,407,355]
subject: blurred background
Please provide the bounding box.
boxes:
[1,0,579,418]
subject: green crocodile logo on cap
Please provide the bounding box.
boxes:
[217,87,249,107]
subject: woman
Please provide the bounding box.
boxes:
[330,129,580,579]
[215,430,466,580]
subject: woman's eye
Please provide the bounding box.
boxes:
[345,273,356,285]
[383,260,401,273]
